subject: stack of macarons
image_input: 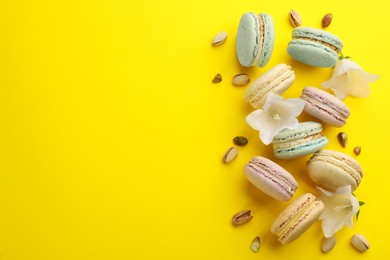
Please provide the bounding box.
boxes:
[235,11,364,245]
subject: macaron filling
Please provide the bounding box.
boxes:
[258,13,274,67]
[250,14,265,66]
[273,133,324,149]
[292,36,341,53]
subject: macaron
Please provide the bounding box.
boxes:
[301,87,350,127]
[244,156,298,201]
[306,150,363,191]
[236,12,275,67]
[287,27,343,67]
[244,64,295,108]
[271,193,324,244]
[272,121,328,159]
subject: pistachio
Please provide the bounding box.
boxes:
[232,73,250,86]
[250,236,261,253]
[322,13,333,28]
[232,210,253,225]
[212,31,228,46]
[354,146,361,155]
[351,234,370,252]
[289,10,302,27]
[222,147,239,163]
[321,235,336,253]
[338,132,348,148]
[233,136,248,146]
[212,73,222,83]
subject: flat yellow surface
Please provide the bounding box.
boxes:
[0,0,389,259]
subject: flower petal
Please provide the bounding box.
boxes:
[317,186,335,197]
[317,185,361,237]
[246,93,306,145]
[283,117,299,130]
[322,214,345,238]
[285,98,305,117]
[259,122,282,145]
[245,109,265,131]
[321,58,379,100]
[263,92,284,111]
[348,71,372,98]
[335,185,352,194]
[321,74,351,100]
[360,71,380,82]
[339,59,362,72]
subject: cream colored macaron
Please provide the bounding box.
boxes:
[244,64,295,108]
[271,193,324,244]
[306,150,363,191]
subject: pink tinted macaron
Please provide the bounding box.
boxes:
[271,193,324,244]
[306,150,363,191]
[244,156,298,201]
[301,87,350,127]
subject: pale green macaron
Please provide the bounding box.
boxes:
[287,27,343,67]
[236,12,275,67]
[272,121,328,159]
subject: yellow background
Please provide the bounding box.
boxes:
[0,0,388,259]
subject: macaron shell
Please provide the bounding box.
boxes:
[307,150,363,191]
[287,40,338,67]
[244,156,298,201]
[236,12,262,67]
[271,193,324,244]
[244,64,295,108]
[301,87,350,127]
[273,121,323,142]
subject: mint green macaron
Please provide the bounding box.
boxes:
[236,12,275,67]
[287,27,343,67]
[272,121,328,159]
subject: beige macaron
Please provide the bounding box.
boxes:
[306,150,363,191]
[271,193,324,244]
[243,64,295,108]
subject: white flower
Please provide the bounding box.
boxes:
[321,58,379,100]
[245,93,305,145]
[317,185,360,238]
